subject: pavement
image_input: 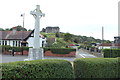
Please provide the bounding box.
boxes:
[0,49,101,63]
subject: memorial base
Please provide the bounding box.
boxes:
[24,48,44,61]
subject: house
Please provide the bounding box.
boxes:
[0,29,46,47]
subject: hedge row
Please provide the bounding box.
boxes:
[1,46,76,54]
[1,45,30,52]
[1,59,75,79]
[43,47,76,54]
[1,58,120,79]
[103,49,120,58]
[74,58,119,78]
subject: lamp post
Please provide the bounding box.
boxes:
[21,13,25,55]
[21,13,25,28]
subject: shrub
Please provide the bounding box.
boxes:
[74,58,119,78]
[1,59,75,79]
[43,47,76,54]
[103,49,120,58]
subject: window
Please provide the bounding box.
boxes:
[2,41,4,45]
[16,41,17,47]
[5,41,7,45]
[13,41,15,47]
[18,41,20,47]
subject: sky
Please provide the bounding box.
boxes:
[0,0,119,41]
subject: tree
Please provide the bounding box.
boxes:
[10,25,27,31]
[64,33,73,42]
[28,29,33,31]
[74,37,80,43]
[0,28,4,31]
[5,28,11,31]
[55,32,60,38]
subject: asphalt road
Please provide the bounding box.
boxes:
[1,49,98,63]
[0,54,76,63]
[76,49,97,58]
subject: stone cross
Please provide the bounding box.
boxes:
[30,5,45,48]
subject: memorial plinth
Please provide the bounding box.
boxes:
[27,48,43,60]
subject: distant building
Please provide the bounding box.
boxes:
[41,26,60,33]
[114,36,120,44]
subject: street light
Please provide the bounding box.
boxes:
[21,13,25,55]
[21,13,25,28]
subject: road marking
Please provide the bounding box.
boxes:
[79,54,86,58]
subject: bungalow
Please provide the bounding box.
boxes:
[0,29,46,47]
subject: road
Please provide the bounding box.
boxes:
[0,49,98,63]
[0,54,76,63]
[76,49,97,58]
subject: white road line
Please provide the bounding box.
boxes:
[79,54,86,58]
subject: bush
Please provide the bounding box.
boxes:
[74,58,119,78]
[103,49,120,58]
[1,59,75,79]
[44,47,76,54]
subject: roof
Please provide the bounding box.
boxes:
[0,31,32,40]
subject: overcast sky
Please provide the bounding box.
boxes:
[0,0,119,41]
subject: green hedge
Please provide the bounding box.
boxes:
[74,58,119,78]
[43,47,76,54]
[103,49,120,58]
[1,59,75,79]
[1,45,31,52]
[118,57,120,78]
[1,46,76,54]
